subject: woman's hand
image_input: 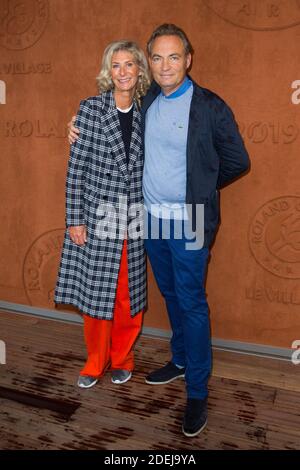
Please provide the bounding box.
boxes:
[68,116,80,144]
[69,225,87,246]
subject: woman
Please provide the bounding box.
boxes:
[55,41,151,388]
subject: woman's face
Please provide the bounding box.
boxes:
[111,50,140,94]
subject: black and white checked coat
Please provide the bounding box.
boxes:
[55,91,147,319]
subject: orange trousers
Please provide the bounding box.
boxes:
[80,239,143,377]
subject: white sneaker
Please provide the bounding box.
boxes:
[77,375,98,388]
[111,369,132,384]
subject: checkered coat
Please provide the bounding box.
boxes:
[55,91,147,319]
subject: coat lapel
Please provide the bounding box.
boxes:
[128,102,142,175]
[186,85,206,175]
[100,91,129,183]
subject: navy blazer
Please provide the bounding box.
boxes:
[141,79,250,247]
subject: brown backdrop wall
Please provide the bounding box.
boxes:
[1,0,300,348]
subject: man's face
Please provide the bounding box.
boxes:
[149,35,191,96]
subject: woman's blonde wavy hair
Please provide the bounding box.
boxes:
[96,40,151,107]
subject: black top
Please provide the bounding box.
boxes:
[117,106,133,165]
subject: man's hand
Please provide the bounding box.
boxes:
[68,116,80,144]
[69,225,87,246]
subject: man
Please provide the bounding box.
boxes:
[68,24,250,437]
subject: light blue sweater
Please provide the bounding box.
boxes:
[143,80,193,219]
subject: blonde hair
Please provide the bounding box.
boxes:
[96,40,151,107]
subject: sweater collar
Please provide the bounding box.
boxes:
[161,76,192,99]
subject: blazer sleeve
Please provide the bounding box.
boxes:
[65,99,94,227]
[215,102,250,189]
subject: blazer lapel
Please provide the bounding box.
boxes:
[101,91,129,183]
[128,103,142,175]
[186,85,206,174]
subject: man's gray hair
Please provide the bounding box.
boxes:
[147,24,193,56]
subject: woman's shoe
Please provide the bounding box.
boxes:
[111,369,132,384]
[77,375,98,388]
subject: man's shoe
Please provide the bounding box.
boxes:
[145,362,185,385]
[182,397,208,437]
[77,375,98,389]
[111,369,132,384]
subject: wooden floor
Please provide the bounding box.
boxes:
[0,310,299,450]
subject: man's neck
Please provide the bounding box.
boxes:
[161,76,191,99]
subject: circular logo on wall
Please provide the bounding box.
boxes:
[203,0,300,31]
[0,0,49,50]
[249,196,300,279]
[23,229,65,308]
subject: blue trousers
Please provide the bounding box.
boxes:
[144,215,211,399]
